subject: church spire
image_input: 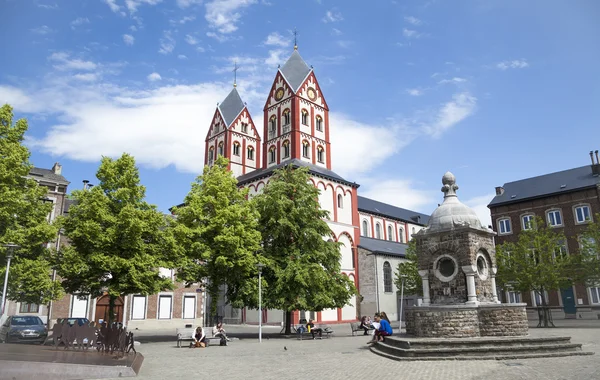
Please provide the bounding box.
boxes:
[233,61,239,88]
[293,27,298,50]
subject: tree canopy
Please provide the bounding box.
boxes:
[253,165,357,333]
[55,153,178,320]
[0,104,62,306]
[394,239,422,296]
[173,156,264,314]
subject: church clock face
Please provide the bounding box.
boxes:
[307,87,316,101]
[275,88,284,101]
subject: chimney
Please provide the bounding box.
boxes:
[52,162,62,175]
[591,150,600,176]
[82,180,89,190]
[495,186,505,196]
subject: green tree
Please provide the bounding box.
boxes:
[173,156,264,318]
[55,153,178,322]
[579,213,600,285]
[254,165,357,334]
[0,104,62,307]
[496,216,579,327]
[394,239,422,296]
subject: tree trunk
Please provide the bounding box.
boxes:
[537,288,554,328]
[284,310,292,335]
[108,294,116,324]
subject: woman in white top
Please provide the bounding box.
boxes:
[212,322,230,345]
[191,326,206,348]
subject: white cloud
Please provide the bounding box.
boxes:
[404,16,421,25]
[30,25,54,35]
[177,0,203,7]
[337,40,353,49]
[185,34,199,45]
[438,77,466,85]
[420,92,477,138]
[130,25,138,32]
[265,49,285,67]
[178,15,197,24]
[264,32,289,47]
[331,28,342,36]
[158,30,176,54]
[403,28,421,38]
[197,46,206,53]
[322,10,343,23]
[124,0,162,13]
[206,31,237,42]
[147,72,162,81]
[70,17,90,29]
[49,52,97,71]
[178,54,188,60]
[359,178,436,213]
[464,193,494,229]
[406,88,424,96]
[496,59,529,70]
[123,34,135,46]
[104,0,121,12]
[37,2,59,9]
[205,0,257,35]
[73,73,99,82]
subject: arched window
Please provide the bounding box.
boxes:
[241,123,248,133]
[337,194,343,209]
[412,227,416,236]
[302,141,310,158]
[269,116,277,139]
[247,146,254,160]
[316,116,323,131]
[383,262,392,293]
[233,142,240,156]
[387,225,393,241]
[282,140,290,158]
[301,109,308,125]
[375,223,381,239]
[362,220,369,237]
[208,147,214,164]
[283,109,290,125]
[399,228,404,243]
[317,146,324,163]
[218,142,224,156]
[269,146,276,163]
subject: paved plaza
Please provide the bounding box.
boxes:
[95,320,600,380]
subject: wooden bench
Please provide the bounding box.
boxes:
[297,325,333,340]
[350,322,374,336]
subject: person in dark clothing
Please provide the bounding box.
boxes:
[306,319,322,339]
[359,316,370,335]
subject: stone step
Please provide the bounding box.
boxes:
[384,336,572,350]
[374,340,583,358]
[370,345,594,361]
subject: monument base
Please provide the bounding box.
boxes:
[0,344,144,380]
[405,303,529,338]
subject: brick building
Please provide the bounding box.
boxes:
[488,151,600,319]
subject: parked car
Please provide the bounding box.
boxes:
[64,317,90,327]
[0,316,48,344]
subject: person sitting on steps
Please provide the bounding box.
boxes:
[367,314,392,345]
[190,326,206,348]
[306,319,322,339]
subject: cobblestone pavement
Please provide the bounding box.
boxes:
[103,323,600,380]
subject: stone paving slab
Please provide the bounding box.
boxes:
[92,324,600,380]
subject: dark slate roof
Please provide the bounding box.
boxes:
[280,50,312,92]
[236,159,359,188]
[29,167,69,184]
[357,196,429,225]
[358,237,409,258]
[218,87,245,126]
[488,165,600,207]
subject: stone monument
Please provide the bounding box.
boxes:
[405,172,529,338]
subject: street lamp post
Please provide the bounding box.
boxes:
[1,244,19,316]
[256,262,265,343]
[398,273,407,334]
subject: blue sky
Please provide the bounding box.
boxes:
[1,0,599,227]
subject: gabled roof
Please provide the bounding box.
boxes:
[29,167,69,184]
[488,165,600,207]
[358,237,409,258]
[357,196,429,226]
[236,158,359,188]
[280,50,312,92]
[218,87,245,126]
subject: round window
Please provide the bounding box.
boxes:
[476,255,489,280]
[438,257,455,277]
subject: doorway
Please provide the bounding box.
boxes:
[95,295,124,325]
[561,287,577,316]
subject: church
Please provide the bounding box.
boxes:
[201,44,429,327]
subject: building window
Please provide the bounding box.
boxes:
[316,116,323,131]
[412,227,416,236]
[183,296,196,319]
[317,146,324,163]
[269,147,276,163]
[19,303,39,313]
[302,141,310,158]
[282,109,290,126]
[383,261,392,293]
[532,290,549,307]
[269,116,277,139]
[547,209,563,227]
[506,291,521,304]
[498,218,512,234]
[301,109,308,125]
[282,141,290,158]
[247,147,254,161]
[131,295,146,320]
[233,142,240,156]
[241,123,248,133]
[522,214,534,230]
[590,287,600,304]
[218,142,224,156]
[554,240,568,259]
[70,295,89,318]
[399,228,404,243]
[575,205,592,224]
[362,220,369,237]
[158,295,172,319]
[387,225,393,241]
[337,194,343,209]
[208,148,214,165]
[375,223,381,239]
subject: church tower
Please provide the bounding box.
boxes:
[204,86,261,177]
[262,45,331,170]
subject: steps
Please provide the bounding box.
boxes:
[369,335,594,361]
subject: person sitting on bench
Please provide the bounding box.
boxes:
[213,322,230,345]
[306,319,322,339]
[190,326,206,348]
[359,316,370,335]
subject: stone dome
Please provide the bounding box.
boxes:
[426,172,483,232]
